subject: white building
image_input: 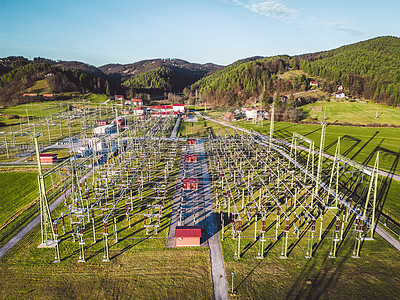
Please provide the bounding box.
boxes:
[245,108,258,119]
[133,107,147,116]
[172,104,185,113]
[93,124,117,136]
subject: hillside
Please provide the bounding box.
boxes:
[0,57,110,105]
[190,55,310,108]
[54,61,106,78]
[298,36,400,106]
[190,36,400,109]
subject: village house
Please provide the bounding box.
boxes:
[172,103,185,113]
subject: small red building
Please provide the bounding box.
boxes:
[97,120,108,125]
[185,154,197,162]
[132,99,143,106]
[40,153,58,164]
[182,178,199,190]
[187,139,196,145]
[175,225,201,247]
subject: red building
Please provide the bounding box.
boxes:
[185,154,197,162]
[97,120,108,125]
[175,225,201,247]
[182,178,199,190]
[40,153,58,164]
[187,139,196,145]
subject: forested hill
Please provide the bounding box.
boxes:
[298,36,400,106]
[190,55,305,107]
[0,57,111,105]
[101,58,222,97]
[190,36,400,108]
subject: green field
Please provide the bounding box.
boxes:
[0,225,213,300]
[302,101,400,125]
[0,172,38,227]
[0,101,65,118]
[223,234,400,299]
[85,93,109,103]
[233,120,400,175]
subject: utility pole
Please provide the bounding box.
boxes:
[269,104,275,151]
[34,136,60,262]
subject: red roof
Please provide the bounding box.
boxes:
[182,178,199,183]
[40,153,58,158]
[175,226,202,238]
[133,99,142,102]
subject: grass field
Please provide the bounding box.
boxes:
[233,120,400,175]
[223,234,400,299]
[302,101,400,125]
[0,101,65,118]
[85,93,109,103]
[0,172,38,227]
[0,225,213,300]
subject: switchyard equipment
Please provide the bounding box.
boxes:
[206,125,380,260]
[35,114,180,262]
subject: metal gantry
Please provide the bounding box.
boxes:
[36,114,180,262]
[206,124,380,260]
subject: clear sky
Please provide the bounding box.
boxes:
[1,0,399,67]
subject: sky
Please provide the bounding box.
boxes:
[0,0,399,67]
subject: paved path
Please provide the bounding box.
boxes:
[199,112,400,253]
[166,140,229,300]
[168,116,181,140]
[0,169,94,260]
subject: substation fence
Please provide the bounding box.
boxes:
[205,127,380,260]
[37,114,179,262]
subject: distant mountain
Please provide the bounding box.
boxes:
[55,61,106,78]
[100,58,223,96]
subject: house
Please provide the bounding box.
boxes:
[338,85,344,91]
[245,108,257,119]
[43,94,54,98]
[39,153,57,164]
[334,92,346,99]
[224,111,235,122]
[132,99,143,106]
[175,225,202,247]
[172,103,185,113]
[151,105,173,113]
[22,93,38,97]
[133,107,147,116]
[113,95,124,101]
[187,139,196,145]
[121,109,131,115]
[310,81,319,87]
